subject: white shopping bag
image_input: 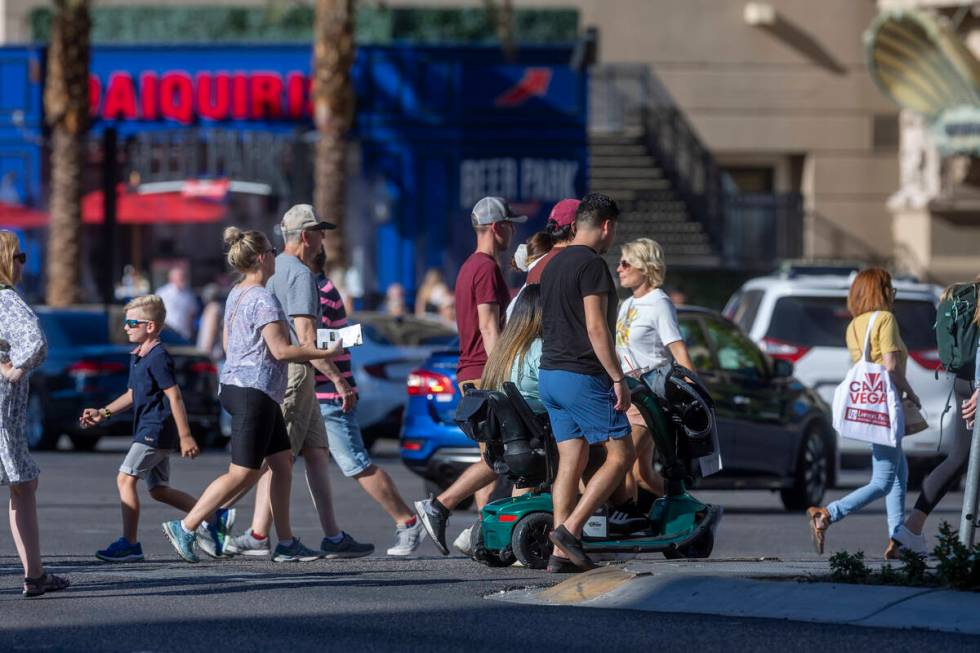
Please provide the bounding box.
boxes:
[831,312,903,447]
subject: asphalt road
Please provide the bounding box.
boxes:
[0,438,974,652]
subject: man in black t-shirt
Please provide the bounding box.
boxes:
[538,193,635,572]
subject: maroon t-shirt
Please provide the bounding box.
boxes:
[455,252,510,382]
[526,247,561,284]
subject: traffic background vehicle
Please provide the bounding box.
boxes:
[400,307,835,511]
[26,306,221,451]
[723,272,951,482]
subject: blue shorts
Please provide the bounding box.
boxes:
[319,400,373,477]
[538,369,631,445]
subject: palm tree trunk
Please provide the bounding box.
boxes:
[312,0,355,268]
[44,0,90,307]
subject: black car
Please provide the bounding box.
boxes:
[401,306,836,511]
[26,307,222,451]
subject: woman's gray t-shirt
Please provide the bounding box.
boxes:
[220,285,289,403]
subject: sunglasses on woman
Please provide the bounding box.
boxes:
[123,319,149,328]
[13,252,25,264]
[618,260,632,269]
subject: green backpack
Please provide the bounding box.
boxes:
[936,283,979,379]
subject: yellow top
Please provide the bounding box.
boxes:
[845,311,907,365]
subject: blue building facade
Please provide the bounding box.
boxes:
[0,44,587,300]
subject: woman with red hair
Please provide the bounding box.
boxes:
[806,268,921,558]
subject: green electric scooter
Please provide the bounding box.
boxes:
[456,367,722,570]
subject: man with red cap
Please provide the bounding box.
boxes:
[526,198,579,284]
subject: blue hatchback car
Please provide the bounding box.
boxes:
[400,307,838,512]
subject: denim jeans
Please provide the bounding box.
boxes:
[827,443,908,538]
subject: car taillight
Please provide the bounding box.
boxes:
[67,360,126,377]
[761,337,812,363]
[407,370,455,397]
[909,349,942,371]
[190,361,218,375]
[401,439,424,452]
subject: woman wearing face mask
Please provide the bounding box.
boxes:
[507,232,554,319]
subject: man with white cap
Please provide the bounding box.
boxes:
[224,204,373,560]
[414,196,525,555]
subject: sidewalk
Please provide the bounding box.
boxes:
[490,558,980,635]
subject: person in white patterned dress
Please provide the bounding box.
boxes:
[0,231,69,597]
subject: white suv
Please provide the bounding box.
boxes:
[723,273,953,474]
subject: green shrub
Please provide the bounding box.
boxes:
[829,550,870,584]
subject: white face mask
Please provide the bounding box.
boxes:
[513,244,530,272]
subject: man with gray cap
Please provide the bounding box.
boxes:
[224,204,373,560]
[414,196,524,555]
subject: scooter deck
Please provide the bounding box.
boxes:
[582,504,722,553]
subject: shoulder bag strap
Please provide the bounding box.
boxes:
[227,285,259,334]
[862,311,879,363]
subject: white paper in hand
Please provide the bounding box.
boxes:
[317,324,363,349]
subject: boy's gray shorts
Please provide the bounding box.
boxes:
[119,442,170,490]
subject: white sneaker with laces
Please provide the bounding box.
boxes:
[223,531,271,557]
[453,526,474,557]
[893,525,928,555]
[387,519,427,556]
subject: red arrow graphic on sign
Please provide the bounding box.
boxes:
[495,68,553,107]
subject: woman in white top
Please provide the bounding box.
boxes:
[611,238,695,526]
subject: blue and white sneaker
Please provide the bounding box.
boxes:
[196,523,224,559]
[96,537,144,562]
[272,538,324,563]
[162,519,199,563]
[216,508,236,537]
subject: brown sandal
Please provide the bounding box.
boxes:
[22,573,70,598]
[806,507,830,555]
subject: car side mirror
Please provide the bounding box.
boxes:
[772,358,794,378]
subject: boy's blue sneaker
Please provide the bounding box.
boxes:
[272,538,324,563]
[216,508,236,536]
[96,538,144,562]
[196,523,225,559]
[162,520,199,563]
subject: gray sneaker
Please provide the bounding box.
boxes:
[273,538,324,563]
[196,524,223,559]
[223,531,271,557]
[321,532,374,559]
[386,520,427,556]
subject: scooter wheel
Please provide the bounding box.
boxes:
[663,530,714,560]
[511,512,553,570]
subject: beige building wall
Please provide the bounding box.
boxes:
[1,0,900,263]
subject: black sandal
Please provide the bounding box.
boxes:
[22,573,70,598]
[548,525,596,570]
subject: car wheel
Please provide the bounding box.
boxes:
[511,512,553,570]
[26,392,59,450]
[780,425,829,512]
[69,434,99,452]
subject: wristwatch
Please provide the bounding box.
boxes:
[102,407,112,419]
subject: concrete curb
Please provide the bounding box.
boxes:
[490,559,980,635]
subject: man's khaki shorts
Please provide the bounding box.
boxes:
[281,363,329,456]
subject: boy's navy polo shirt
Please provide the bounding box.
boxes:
[128,341,179,449]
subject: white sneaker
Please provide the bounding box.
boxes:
[223,531,271,557]
[893,525,928,555]
[453,526,474,557]
[386,519,427,556]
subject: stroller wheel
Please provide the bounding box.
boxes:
[511,512,553,570]
[663,530,714,560]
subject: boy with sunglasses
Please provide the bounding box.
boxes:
[79,295,233,562]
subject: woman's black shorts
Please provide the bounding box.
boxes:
[219,384,291,469]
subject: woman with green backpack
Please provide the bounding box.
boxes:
[891,281,979,557]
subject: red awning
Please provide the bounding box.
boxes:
[0,202,50,229]
[83,185,227,224]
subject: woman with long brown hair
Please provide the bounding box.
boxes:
[483,283,544,411]
[807,268,920,557]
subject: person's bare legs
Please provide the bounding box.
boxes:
[631,426,664,497]
[905,509,928,535]
[183,464,260,531]
[552,438,589,544]
[117,473,141,544]
[562,437,636,538]
[149,486,200,514]
[474,481,496,511]
[248,463,274,537]
[302,446,341,537]
[265,449,296,541]
[9,480,43,578]
[436,460,497,511]
[352,465,414,525]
